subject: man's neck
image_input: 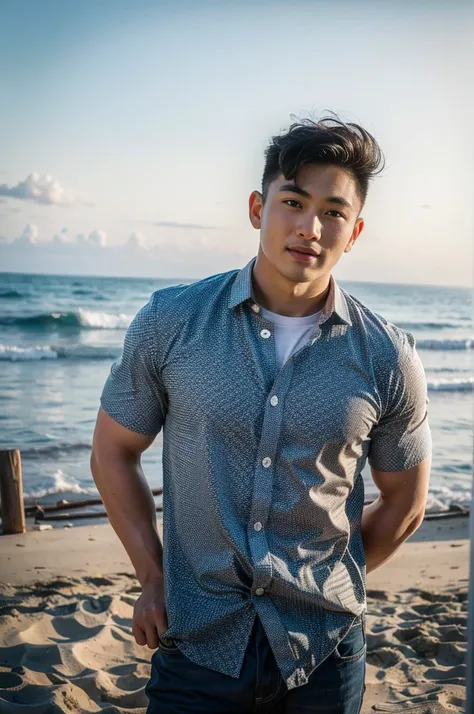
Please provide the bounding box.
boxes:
[252,256,331,318]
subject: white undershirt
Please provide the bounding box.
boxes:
[258,304,323,369]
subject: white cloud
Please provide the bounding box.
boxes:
[73,230,107,246]
[147,231,237,256]
[65,234,107,249]
[14,224,39,245]
[125,231,146,248]
[87,229,107,247]
[0,173,75,206]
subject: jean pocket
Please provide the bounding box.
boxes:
[331,620,366,664]
[157,636,181,654]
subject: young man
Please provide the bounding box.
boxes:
[91,115,432,714]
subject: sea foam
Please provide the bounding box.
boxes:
[22,470,98,501]
[427,377,473,392]
[0,344,121,361]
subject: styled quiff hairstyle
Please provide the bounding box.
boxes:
[261,113,385,208]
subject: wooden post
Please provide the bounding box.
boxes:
[0,450,26,535]
[465,457,474,714]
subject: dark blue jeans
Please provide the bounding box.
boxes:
[145,614,366,713]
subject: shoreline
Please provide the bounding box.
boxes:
[0,514,469,588]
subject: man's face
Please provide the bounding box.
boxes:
[249,163,364,284]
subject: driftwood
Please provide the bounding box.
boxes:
[23,495,406,516]
[423,509,469,520]
[38,504,163,522]
[31,503,469,524]
[25,488,163,519]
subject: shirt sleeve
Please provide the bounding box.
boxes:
[367,330,432,472]
[100,293,167,435]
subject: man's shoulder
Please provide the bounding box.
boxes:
[342,288,417,360]
[145,266,241,319]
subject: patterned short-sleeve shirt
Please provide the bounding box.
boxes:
[100,256,431,690]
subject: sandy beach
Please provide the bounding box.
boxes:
[0,515,469,713]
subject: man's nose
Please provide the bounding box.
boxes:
[296,216,322,240]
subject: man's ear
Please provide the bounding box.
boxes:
[344,217,364,253]
[249,190,263,229]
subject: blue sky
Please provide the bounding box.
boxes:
[0,0,472,286]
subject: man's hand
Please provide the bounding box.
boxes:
[133,579,169,649]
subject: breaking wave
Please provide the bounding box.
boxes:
[22,470,98,501]
[0,289,25,299]
[427,377,473,392]
[417,337,472,350]
[0,309,132,330]
[0,344,121,361]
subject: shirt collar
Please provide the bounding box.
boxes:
[228,256,352,327]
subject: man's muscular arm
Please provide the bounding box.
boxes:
[91,407,166,649]
[361,456,431,574]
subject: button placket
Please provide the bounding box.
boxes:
[247,362,294,597]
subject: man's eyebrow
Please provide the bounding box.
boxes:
[326,195,352,209]
[278,184,312,198]
[278,184,352,209]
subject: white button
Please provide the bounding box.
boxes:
[260,329,271,339]
[254,521,262,531]
[270,395,278,406]
[251,303,260,314]
[262,457,272,468]
[255,587,265,596]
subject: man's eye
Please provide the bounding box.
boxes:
[283,199,302,209]
[326,210,344,218]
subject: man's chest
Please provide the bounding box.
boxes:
[160,321,382,451]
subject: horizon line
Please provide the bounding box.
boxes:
[0,269,471,292]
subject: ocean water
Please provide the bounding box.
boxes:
[0,271,472,524]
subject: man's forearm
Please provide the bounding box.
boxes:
[361,496,424,574]
[91,451,164,587]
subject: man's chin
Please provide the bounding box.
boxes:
[280,254,324,282]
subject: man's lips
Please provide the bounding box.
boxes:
[286,247,320,262]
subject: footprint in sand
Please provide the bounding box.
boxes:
[365,585,467,712]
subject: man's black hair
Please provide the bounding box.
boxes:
[262,112,385,208]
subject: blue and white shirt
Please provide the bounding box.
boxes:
[101,256,431,690]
